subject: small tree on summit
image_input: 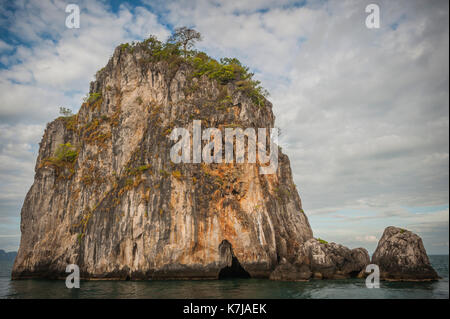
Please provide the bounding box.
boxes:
[59,107,73,117]
[168,27,202,57]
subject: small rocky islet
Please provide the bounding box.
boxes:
[11,31,438,282]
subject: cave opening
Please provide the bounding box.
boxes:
[218,255,251,279]
[218,239,251,280]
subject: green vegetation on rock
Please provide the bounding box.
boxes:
[119,29,269,107]
[39,143,78,179]
[54,143,78,163]
[83,92,102,104]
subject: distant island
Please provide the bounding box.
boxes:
[0,250,17,262]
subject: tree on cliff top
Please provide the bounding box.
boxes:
[59,107,73,117]
[168,27,202,57]
[118,29,269,106]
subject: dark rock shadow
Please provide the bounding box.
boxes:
[218,239,250,280]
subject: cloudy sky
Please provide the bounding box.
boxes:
[0,0,448,254]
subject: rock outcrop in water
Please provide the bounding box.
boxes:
[371,226,439,281]
[12,35,313,280]
[11,33,437,282]
[270,238,370,281]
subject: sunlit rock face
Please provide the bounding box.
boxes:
[371,226,439,281]
[12,43,313,280]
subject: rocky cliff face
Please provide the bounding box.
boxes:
[12,39,313,280]
[372,226,439,281]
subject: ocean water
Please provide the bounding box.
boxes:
[0,255,448,299]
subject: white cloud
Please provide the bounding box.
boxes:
[0,39,13,53]
[0,0,171,123]
[355,235,378,243]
